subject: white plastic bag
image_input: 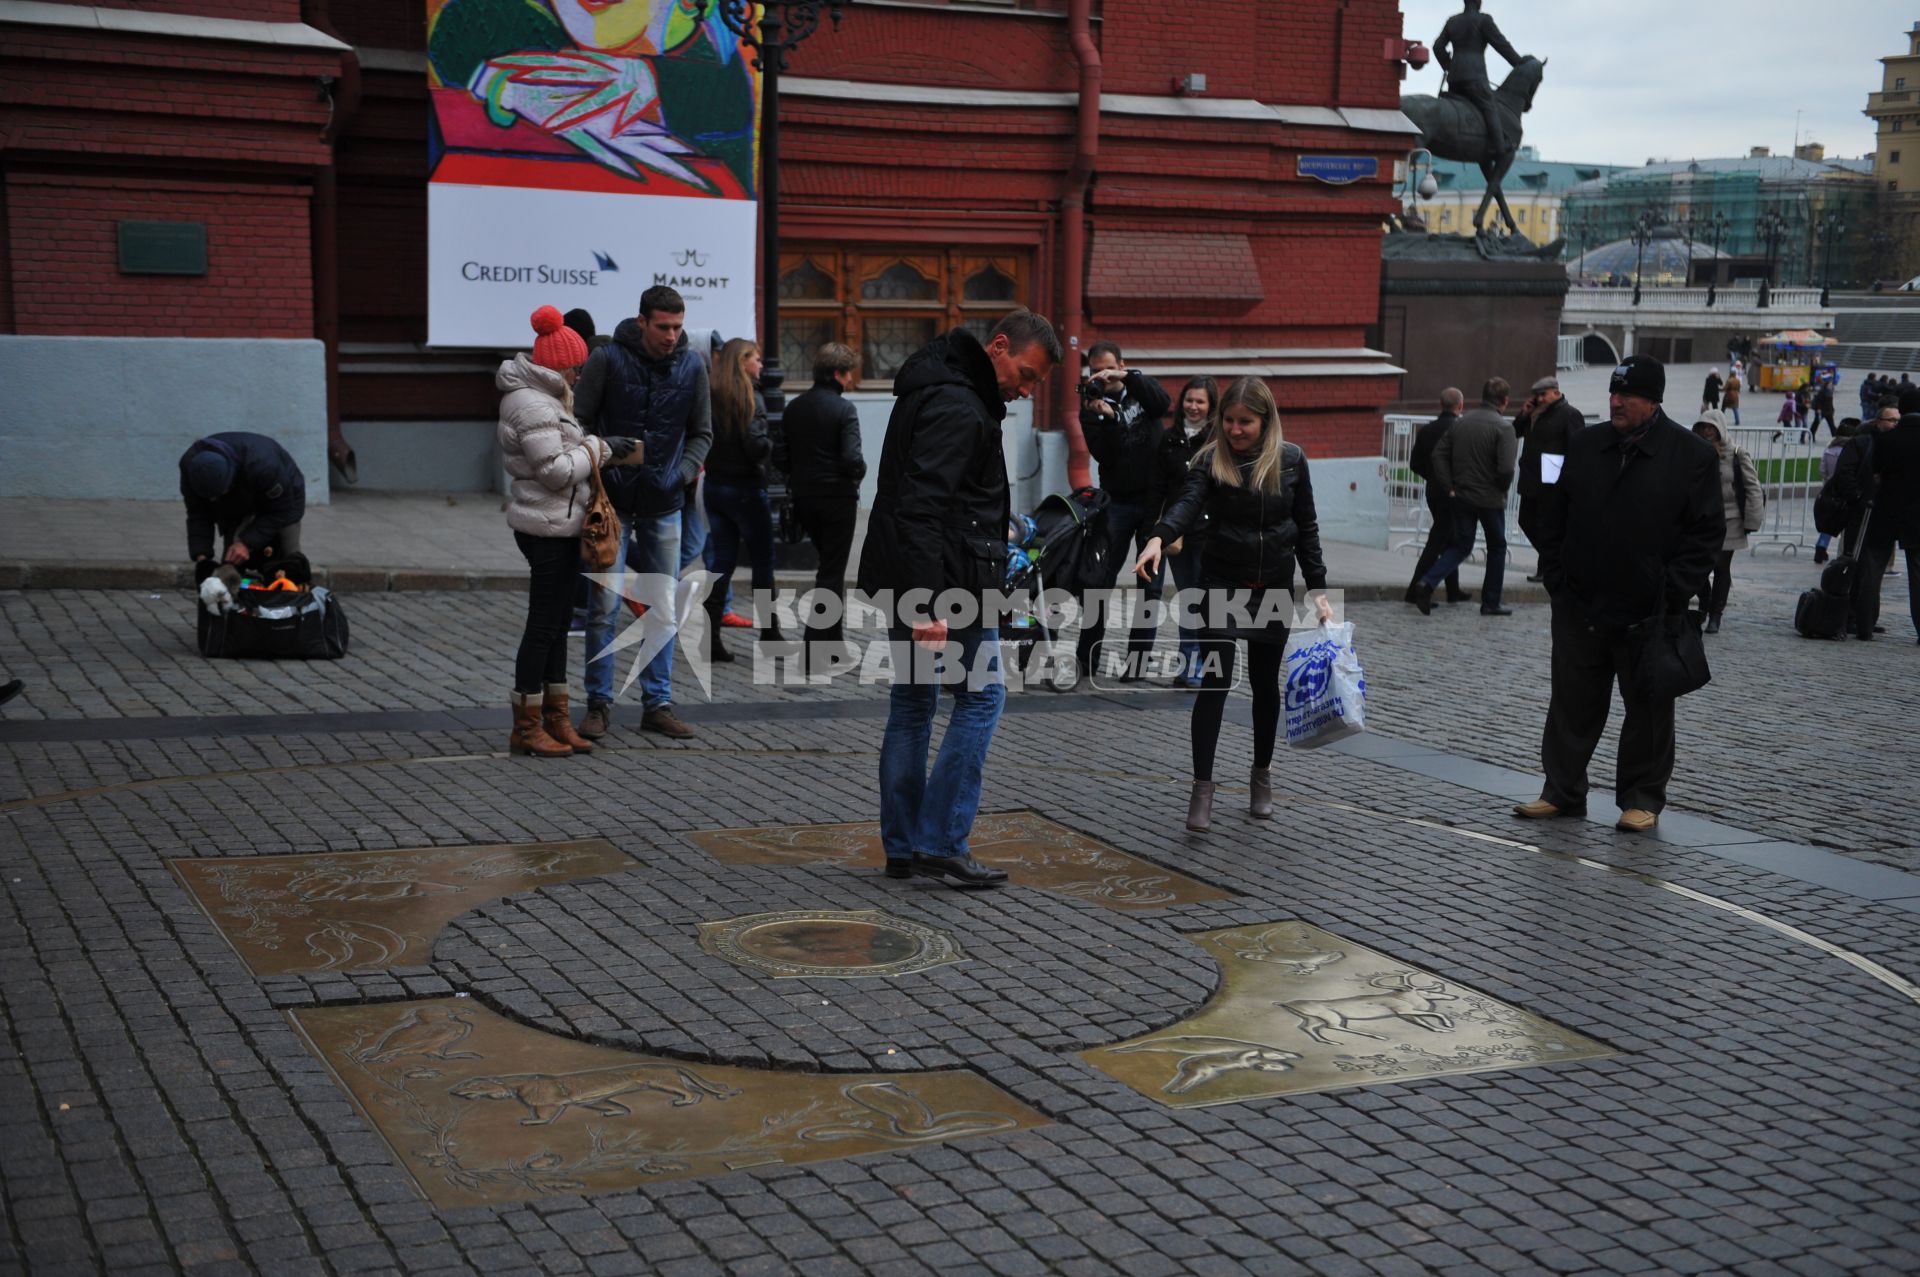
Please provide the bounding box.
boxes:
[1283,621,1368,749]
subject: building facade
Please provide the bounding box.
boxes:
[1,0,1422,536]
[1408,151,1623,249]
[1865,19,1920,282]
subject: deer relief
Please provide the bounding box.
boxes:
[1278,972,1460,1046]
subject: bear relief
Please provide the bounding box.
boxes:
[450,1064,743,1126]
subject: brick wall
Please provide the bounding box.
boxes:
[6,173,313,336]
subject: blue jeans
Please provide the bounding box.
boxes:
[1420,503,1507,608]
[585,510,682,708]
[705,481,777,611]
[878,625,1005,862]
[1167,542,1204,678]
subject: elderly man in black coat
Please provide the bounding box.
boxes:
[857,310,1060,889]
[1863,387,1920,642]
[178,431,307,566]
[1517,356,1724,834]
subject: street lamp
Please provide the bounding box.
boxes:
[1756,208,1789,308]
[1685,210,1729,306]
[1817,209,1848,308]
[696,1,849,413]
[1630,208,1658,306]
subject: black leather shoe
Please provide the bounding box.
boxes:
[884,859,914,880]
[1412,584,1435,616]
[1480,606,1513,617]
[911,853,1008,888]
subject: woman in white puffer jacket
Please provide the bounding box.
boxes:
[499,306,641,757]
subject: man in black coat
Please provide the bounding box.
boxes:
[1405,388,1470,605]
[1517,356,1724,834]
[1513,374,1586,565]
[1076,341,1172,681]
[775,341,867,650]
[1862,387,1920,642]
[858,311,1060,889]
[179,432,307,566]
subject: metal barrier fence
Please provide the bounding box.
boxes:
[1383,415,1531,559]
[1384,417,1827,560]
[1728,426,1823,553]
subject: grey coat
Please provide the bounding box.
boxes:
[1431,403,1518,510]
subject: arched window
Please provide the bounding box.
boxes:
[963,264,1016,302]
[861,261,939,301]
[778,258,835,301]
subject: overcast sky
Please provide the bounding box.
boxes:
[1395,0,1904,166]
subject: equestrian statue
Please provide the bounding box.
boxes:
[1400,0,1546,239]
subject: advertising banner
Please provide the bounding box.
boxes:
[425,0,759,347]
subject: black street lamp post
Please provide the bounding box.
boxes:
[698,1,848,414]
[1685,210,1729,306]
[1630,208,1658,306]
[1817,210,1848,308]
[1756,208,1789,309]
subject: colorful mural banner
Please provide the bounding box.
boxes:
[425,0,760,347]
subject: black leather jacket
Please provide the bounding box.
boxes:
[1151,443,1327,590]
[775,381,866,501]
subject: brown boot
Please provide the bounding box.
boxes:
[1249,768,1274,819]
[541,684,594,754]
[641,705,696,739]
[1186,781,1216,832]
[510,692,570,758]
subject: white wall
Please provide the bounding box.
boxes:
[0,335,330,503]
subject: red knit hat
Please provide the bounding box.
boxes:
[530,305,588,370]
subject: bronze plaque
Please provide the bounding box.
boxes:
[686,811,1229,910]
[698,909,963,979]
[1084,922,1613,1108]
[292,998,1050,1207]
[170,840,637,976]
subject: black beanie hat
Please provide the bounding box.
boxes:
[1609,355,1665,404]
[1899,386,1920,417]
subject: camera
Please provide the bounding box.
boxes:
[1079,376,1122,404]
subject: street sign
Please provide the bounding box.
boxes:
[1298,156,1380,185]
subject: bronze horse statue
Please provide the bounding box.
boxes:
[1401,56,1547,237]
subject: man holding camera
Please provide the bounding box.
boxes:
[1075,341,1171,683]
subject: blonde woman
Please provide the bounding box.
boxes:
[702,337,775,661]
[1135,377,1331,832]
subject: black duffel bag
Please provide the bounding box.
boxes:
[199,584,350,659]
[1626,601,1710,702]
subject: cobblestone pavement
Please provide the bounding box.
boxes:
[2,587,1918,1276]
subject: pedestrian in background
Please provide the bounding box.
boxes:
[1404,388,1471,607]
[1519,356,1722,834]
[1075,341,1172,683]
[701,337,778,665]
[1155,375,1219,686]
[1134,377,1331,834]
[1722,371,1742,426]
[497,306,641,758]
[1701,367,1722,412]
[1862,389,1920,642]
[1412,377,1517,617]
[574,285,712,741]
[179,432,307,568]
[1513,374,1585,564]
[776,341,867,658]
[1813,419,1860,565]
[1812,380,1837,441]
[1688,409,1763,635]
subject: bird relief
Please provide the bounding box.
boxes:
[427,0,759,197]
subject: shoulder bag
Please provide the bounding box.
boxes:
[1626,594,1710,702]
[579,442,622,572]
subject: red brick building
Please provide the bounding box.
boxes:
[1,0,1418,532]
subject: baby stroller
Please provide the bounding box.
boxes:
[1004,487,1112,687]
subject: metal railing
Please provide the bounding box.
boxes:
[1727,426,1824,552]
[1557,335,1585,370]
[1563,286,1828,314]
[1386,417,1826,560]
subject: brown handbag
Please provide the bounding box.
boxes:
[578,442,622,571]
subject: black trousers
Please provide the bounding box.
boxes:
[514,531,578,693]
[1540,600,1677,815]
[1704,549,1735,615]
[1076,498,1161,674]
[795,496,857,641]
[1850,540,1920,639]
[1191,637,1285,782]
[1410,488,1463,595]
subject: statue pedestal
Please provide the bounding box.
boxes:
[1376,233,1569,414]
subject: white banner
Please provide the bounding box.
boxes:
[426,183,757,348]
